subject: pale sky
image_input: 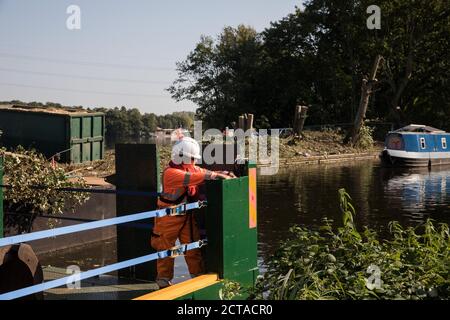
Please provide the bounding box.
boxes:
[0,0,302,115]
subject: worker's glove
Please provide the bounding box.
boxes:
[219,171,237,178]
[216,173,232,180]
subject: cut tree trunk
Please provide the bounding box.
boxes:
[298,107,308,135]
[348,55,383,145]
[238,116,245,130]
[293,105,308,136]
[247,114,254,131]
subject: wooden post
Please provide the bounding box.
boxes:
[115,144,160,281]
[349,55,383,145]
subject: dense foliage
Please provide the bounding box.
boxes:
[169,0,450,130]
[253,189,449,300]
[0,147,89,233]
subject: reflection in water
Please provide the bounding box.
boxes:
[382,168,450,221]
[257,161,450,261]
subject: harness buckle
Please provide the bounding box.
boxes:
[166,203,187,216]
[168,244,187,258]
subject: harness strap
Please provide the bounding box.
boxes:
[159,190,188,206]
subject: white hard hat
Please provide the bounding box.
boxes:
[171,137,202,164]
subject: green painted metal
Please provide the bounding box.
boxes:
[69,114,104,164]
[204,166,258,290]
[0,156,3,238]
[82,117,92,138]
[71,117,81,139]
[0,107,104,164]
[173,165,258,300]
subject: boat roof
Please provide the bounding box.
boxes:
[393,124,446,134]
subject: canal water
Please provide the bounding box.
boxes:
[40,159,450,282]
[258,159,450,260]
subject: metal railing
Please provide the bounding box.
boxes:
[0,200,207,300]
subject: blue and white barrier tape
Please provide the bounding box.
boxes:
[0,240,207,300]
[0,201,206,248]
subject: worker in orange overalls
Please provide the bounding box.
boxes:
[151,136,233,288]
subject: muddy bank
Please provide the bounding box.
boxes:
[279,131,381,158]
[262,152,380,168]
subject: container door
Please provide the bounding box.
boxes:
[83,143,91,162]
[71,144,81,164]
[93,116,103,137]
[70,117,82,164]
[70,115,104,164]
[71,118,82,139]
[82,117,92,138]
[92,141,102,161]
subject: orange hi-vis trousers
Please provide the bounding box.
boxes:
[151,214,203,280]
[151,161,217,281]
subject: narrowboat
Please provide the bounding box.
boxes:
[380,124,450,167]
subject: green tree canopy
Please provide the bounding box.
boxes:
[169,0,450,130]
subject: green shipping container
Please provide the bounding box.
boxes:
[0,105,105,164]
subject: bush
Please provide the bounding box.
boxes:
[253,189,450,300]
[355,124,374,150]
[1,147,89,233]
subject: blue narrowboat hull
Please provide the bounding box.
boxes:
[380,149,450,167]
[380,125,450,167]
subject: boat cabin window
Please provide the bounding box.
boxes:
[420,137,426,149]
[442,138,447,149]
[386,135,404,150]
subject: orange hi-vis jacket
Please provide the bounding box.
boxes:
[157,161,218,207]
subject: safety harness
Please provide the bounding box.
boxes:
[157,163,201,245]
